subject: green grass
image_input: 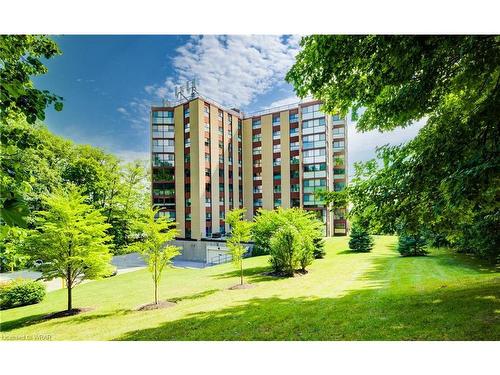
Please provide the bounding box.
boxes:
[1,236,498,340]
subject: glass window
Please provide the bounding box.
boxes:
[252,118,261,129]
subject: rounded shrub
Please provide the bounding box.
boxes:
[397,235,428,256]
[0,278,46,310]
[348,222,374,252]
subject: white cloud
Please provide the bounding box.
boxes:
[126,98,151,130]
[148,35,301,109]
[347,118,426,178]
[116,107,128,115]
[266,95,300,109]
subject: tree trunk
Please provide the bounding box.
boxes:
[240,260,243,285]
[67,280,72,311]
[154,262,158,305]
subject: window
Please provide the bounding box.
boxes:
[206,213,212,220]
[273,172,281,180]
[273,185,281,193]
[304,163,326,172]
[273,158,281,166]
[152,153,175,167]
[252,146,262,155]
[302,118,326,135]
[204,105,210,116]
[332,114,342,121]
[274,198,282,207]
[272,114,280,125]
[290,170,300,179]
[152,110,174,124]
[291,184,300,192]
[252,118,261,129]
[152,124,175,138]
[184,123,190,133]
[152,139,174,153]
[303,133,326,150]
[289,113,299,123]
[291,156,300,165]
[301,103,323,120]
[184,108,190,118]
[273,130,280,140]
[273,144,281,153]
[253,172,262,181]
[290,127,299,136]
[253,198,262,207]
[290,142,299,151]
[333,140,345,149]
[205,168,211,177]
[253,186,262,194]
[253,159,262,168]
[252,134,261,142]
[334,182,346,191]
[333,127,345,135]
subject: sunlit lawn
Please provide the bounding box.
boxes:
[1,236,498,340]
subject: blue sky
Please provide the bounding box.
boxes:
[35,35,424,174]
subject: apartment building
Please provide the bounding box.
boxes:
[151,96,347,241]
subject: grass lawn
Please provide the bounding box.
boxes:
[1,236,498,340]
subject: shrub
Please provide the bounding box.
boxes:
[298,236,315,272]
[348,222,374,252]
[252,208,324,256]
[313,237,326,259]
[397,235,428,256]
[0,278,46,310]
[269,225,300,276]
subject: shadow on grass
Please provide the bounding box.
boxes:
[213,266,276,283]
[337,249,370,255]
[118,246,500,341]
[69,309,133,324]
[117,279,499,341]
[0,313,48,332]
[170,289,219,303]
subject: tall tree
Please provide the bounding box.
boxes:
[129,207,180,305]
[28,185,113,312]
[0,35,63,124]
[287,36,500,262]
[226,208,253,285]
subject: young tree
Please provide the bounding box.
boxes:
[129,207,180,305]
[226,208,253,285]
[348,222,374,253]
[397,234,428,257]
[28,185,113,312]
